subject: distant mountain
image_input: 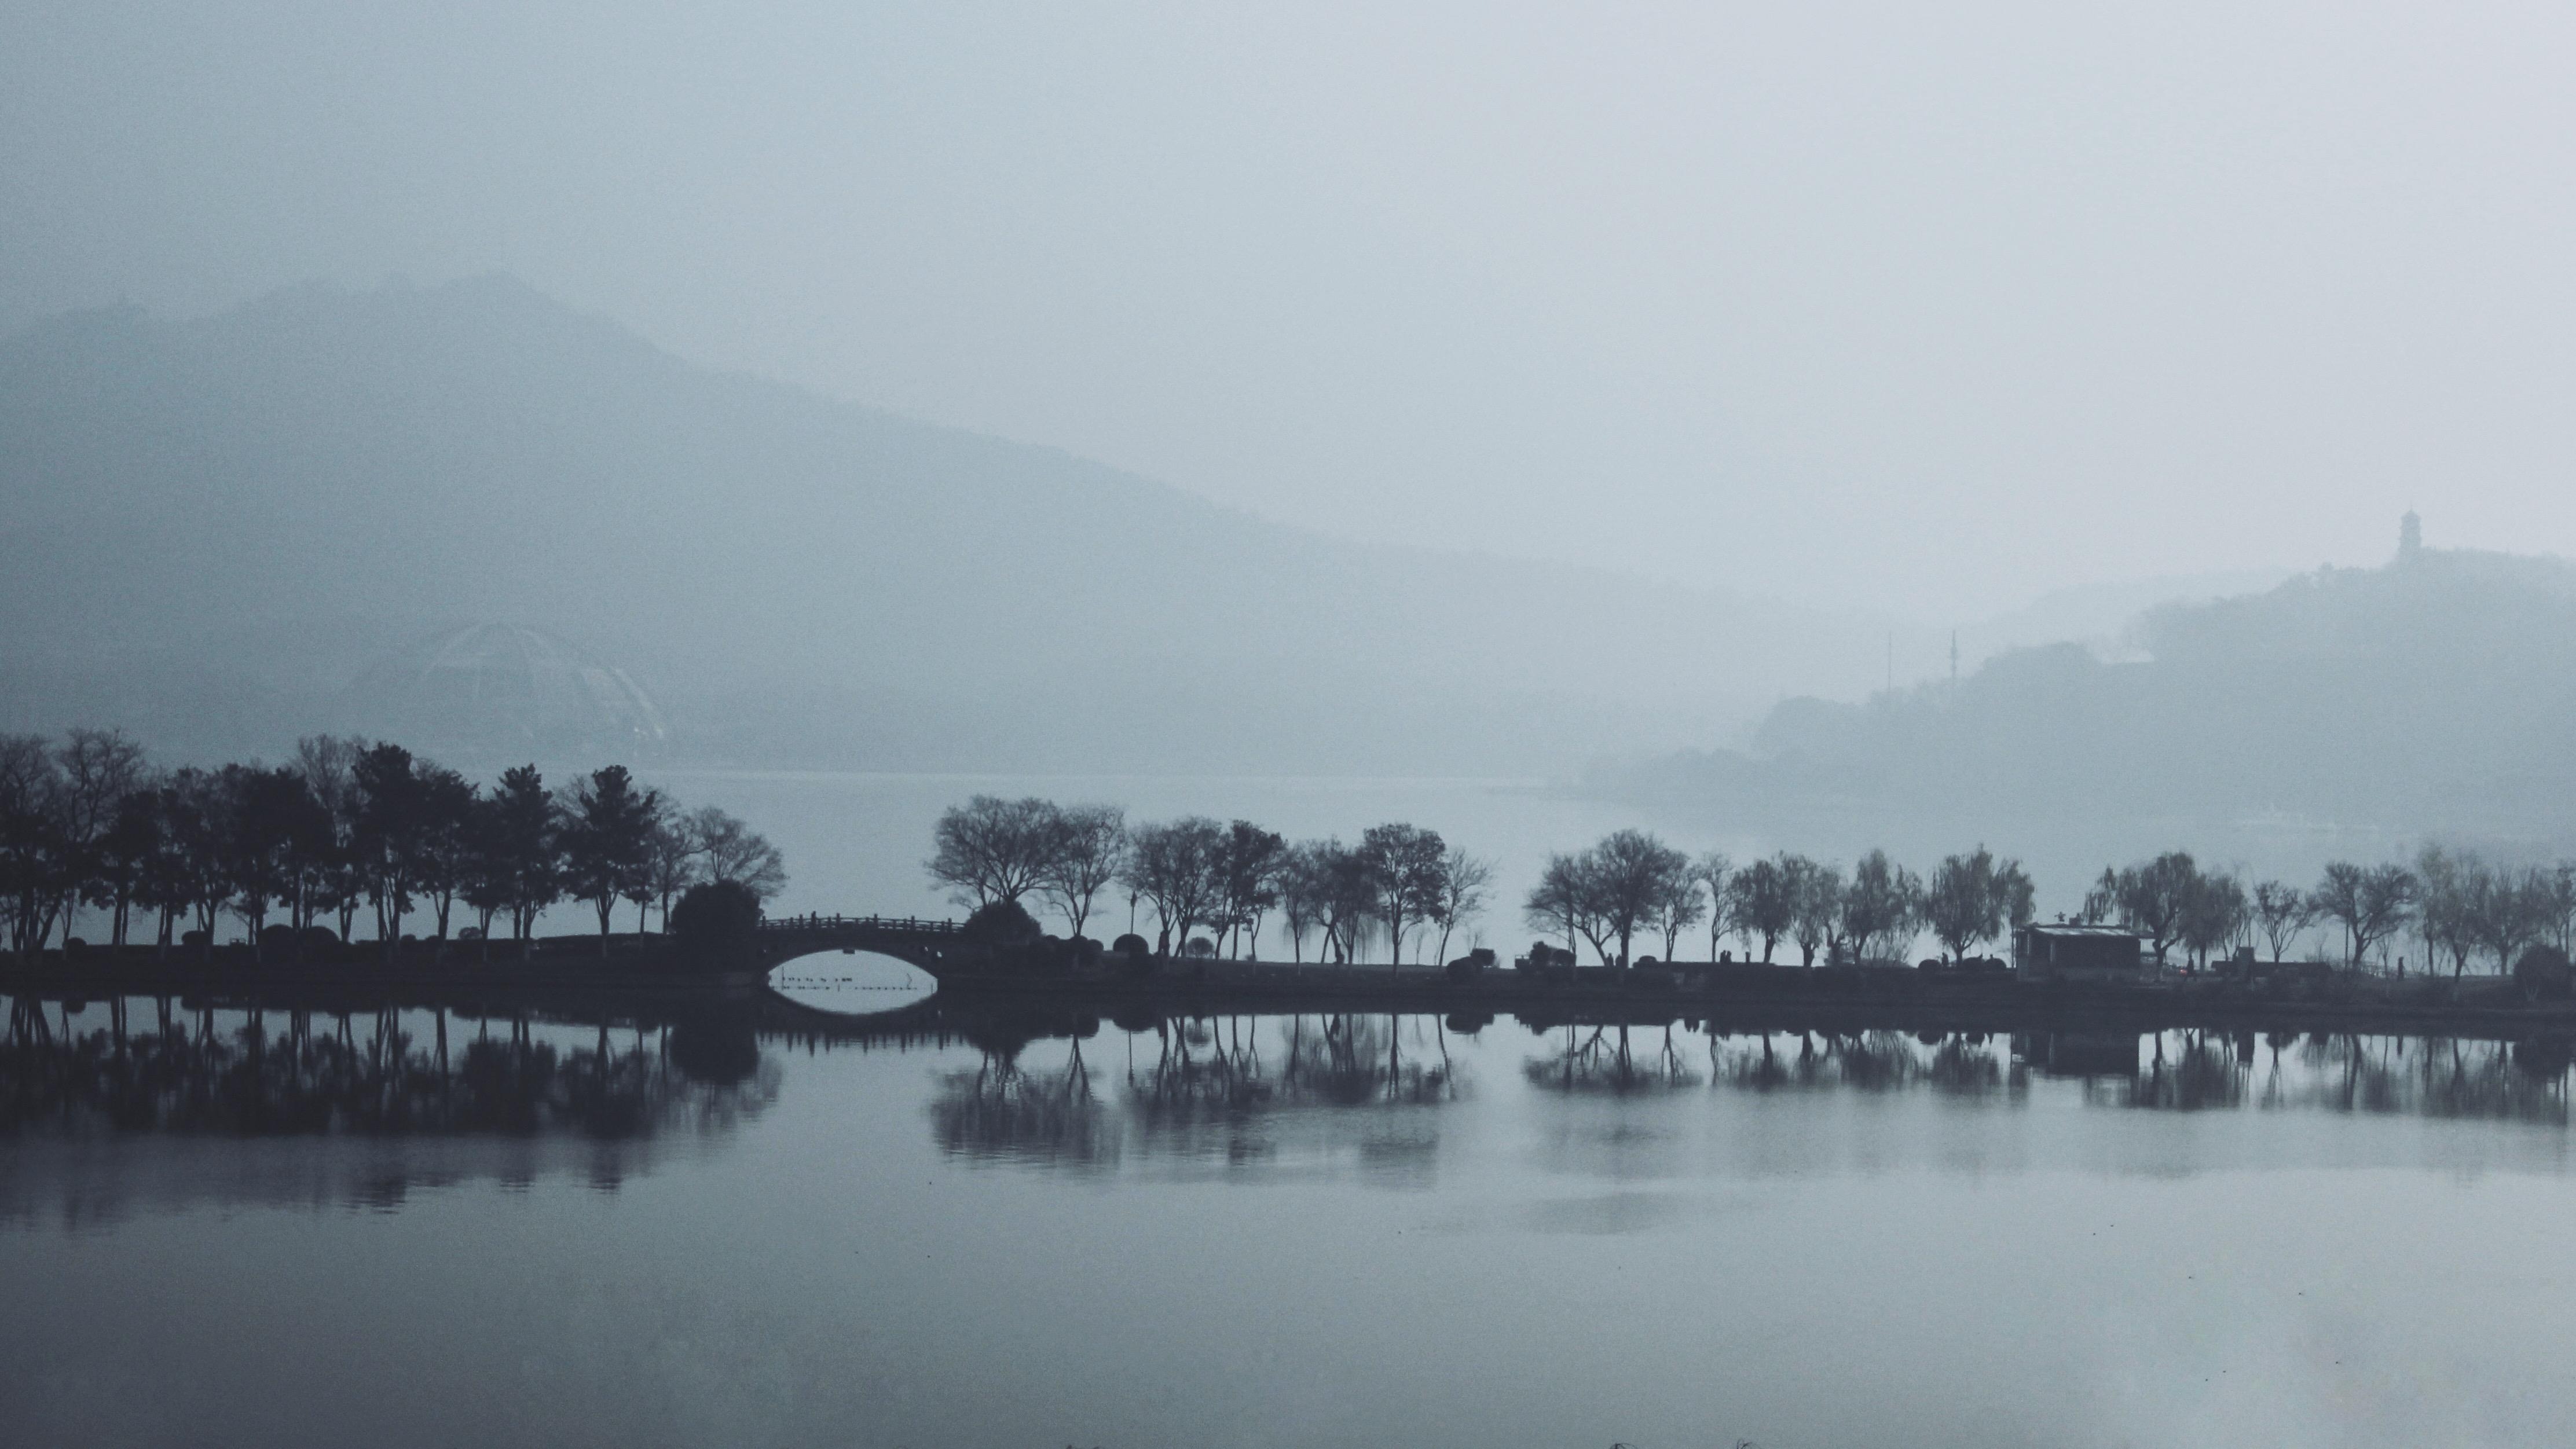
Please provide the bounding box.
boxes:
[0,277,1889,772]
[1597,545,2576,838]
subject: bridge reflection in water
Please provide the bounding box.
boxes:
[767,949,938,1017]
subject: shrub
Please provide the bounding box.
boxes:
[2516,945,2573,1002]
[672,880,764,952]
[962,899,1043,944]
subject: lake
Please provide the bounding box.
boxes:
[5,773,2562,1447]
[8,989,2576,1447]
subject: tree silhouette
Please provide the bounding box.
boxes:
[2086,852,2204,967]
[690,805,787,902]
[490,765,559,953]
[1693,850,1733,962]
[2313,861,2417,967]
[1430,845,1494,967]
[1122,817,1225,958]
[1924,846,2035,963]
[354,743,427,958]
[926,795,1059,908]
[1360,823,1448,969]
[1725,856,1795,964]
[1037,804,1125,940]
[562,765,663,952]
[2251,881,2316,964]
[1839,849,1925,965]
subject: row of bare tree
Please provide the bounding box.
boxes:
[1525,837,2037,969]
[0,729,785,962]
[2093,849,2576,975]
[924,795,2576,977]
[925,797,1494,968]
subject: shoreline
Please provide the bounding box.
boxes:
[13,944,2570,1043]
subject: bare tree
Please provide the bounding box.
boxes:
[1523,852,1595,961]
[1313,841,1377,963]
[2466,861,2551,975]
[2313,861,2417,967]
[1651,862,1706,961]
[2414,845,2475,975]
[2539,864,2576,957]
[2176,870,2248,970]
[1556,829,1692,968]
[1122,817,1225,956]
[2251,881,2315,963]
[1277,841,1329,962]
[926,795,1060,909]
[1692,850,1732,961]
[643,816,705,927]
[1786,856,1842,967]
[1429,845,1494,966]
[1360,823,1447,969]
[688,805,788,901]
[1036,804,1126,940]
[1211,819,1286,957]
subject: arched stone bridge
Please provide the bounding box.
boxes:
[752,914,968,978]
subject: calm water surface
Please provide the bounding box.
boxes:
[8,991,2576,1448]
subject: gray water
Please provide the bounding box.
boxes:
[9,997,2576,1448]
[6,774,2566,1447]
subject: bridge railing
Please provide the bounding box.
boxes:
[756,914,962,936]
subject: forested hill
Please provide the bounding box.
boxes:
[0,277,1881,772]
[1599,548,2576,837]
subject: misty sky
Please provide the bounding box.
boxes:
[8,2,2575,621]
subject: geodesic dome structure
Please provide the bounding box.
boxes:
[344,622,668,752]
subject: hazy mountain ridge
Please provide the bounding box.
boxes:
[1599,546,2576,838]
[2,276,1904,771]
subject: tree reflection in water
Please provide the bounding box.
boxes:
[2097,1028,2575,1123]
[2,994,777,1150]
[928,1030,1118,1169]
[1696,1029,2007,1098]
[1523,1021,1701,1094]
[927,1012,1463,1172]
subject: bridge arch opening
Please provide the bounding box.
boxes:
[767,951,936,1016]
